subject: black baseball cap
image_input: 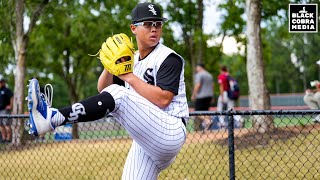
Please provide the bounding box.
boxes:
[0,78,6,83]
[131,2,167,23]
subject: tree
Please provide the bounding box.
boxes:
[218,0,247,95]
[0,2,15,75]
[10,0,49,146]
[218,0,319,96]
[27,0,138,138]
[246,0,272,133]
[165,0,217,95]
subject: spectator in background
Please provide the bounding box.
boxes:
[303,80,320,123]
[0,78,13,143]
[191,63,214,131]
[217,66,235,127]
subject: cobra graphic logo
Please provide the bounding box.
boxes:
[68,103,86,122]
[143,68,154,85]
[148,4,157,15]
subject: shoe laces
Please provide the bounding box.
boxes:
[41,84,53,107]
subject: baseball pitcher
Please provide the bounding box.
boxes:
[26,2,189,180]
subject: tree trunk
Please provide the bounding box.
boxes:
[246,0,273,133]
[11,0,49,146]
[11,0,27,146]
[190,0,204,131]
[196,0,203,64]
[12,41,27,146]
[69,81,79,139]
[62,24,80,139]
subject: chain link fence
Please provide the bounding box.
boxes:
[0,110,320,179]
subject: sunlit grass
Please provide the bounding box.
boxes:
[0,140,131,179]
[0,130,319,179]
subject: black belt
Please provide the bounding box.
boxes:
[181,118,186,126]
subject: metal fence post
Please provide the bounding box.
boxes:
[227,111,235,180]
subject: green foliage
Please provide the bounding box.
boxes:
[218,0,320,95]
[166,0,201,95]
[0,1,14,75]
[262,4,320,93]
[26,0,138,103]
[2,0,320,106]
[165,0,223,97]
[219,0,246,36]
[261,0,290,18]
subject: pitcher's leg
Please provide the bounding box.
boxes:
[122,141,160,180]
[26,78,116,136]
[104,84,186,162]
[122,141,138,179]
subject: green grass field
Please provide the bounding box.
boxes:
[243,115,315,128]
[39,116,315,141]
[0,127,319,180]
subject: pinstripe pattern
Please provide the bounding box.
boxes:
[103,80,186,179]
[122,141,159,180]
[101,43,188,179]
[127,43,189,120]
[105,85,186,158]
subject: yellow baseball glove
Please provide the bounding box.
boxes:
[98,33,135,76]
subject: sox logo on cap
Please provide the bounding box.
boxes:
[148,4,157,15]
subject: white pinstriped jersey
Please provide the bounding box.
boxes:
[125,43,189,119]
[102,43,188,179]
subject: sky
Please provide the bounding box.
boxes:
[203,0,244,55]
[203,0,224,35]
[164,0,243,56]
